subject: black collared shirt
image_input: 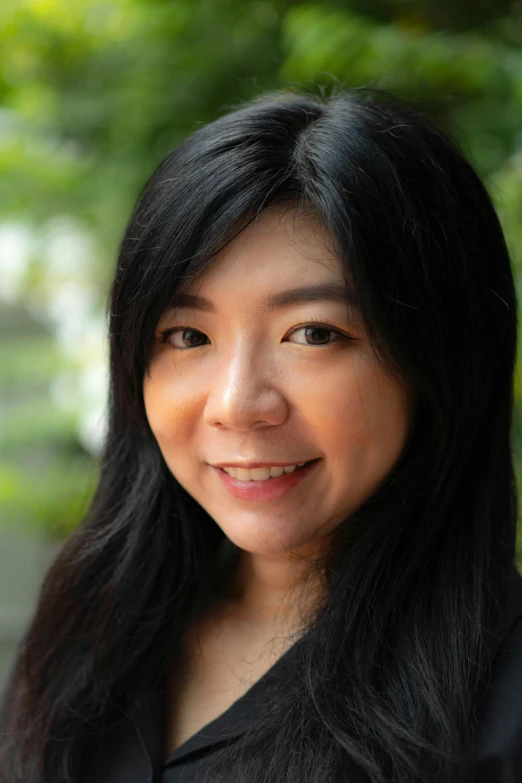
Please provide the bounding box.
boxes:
[78,566,522,783]
[2,569,521,782]
[80,634,293,783]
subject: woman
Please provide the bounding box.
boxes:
[1,88,521,783]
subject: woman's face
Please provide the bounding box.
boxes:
[144,206,412,558]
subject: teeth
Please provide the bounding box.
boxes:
[222,462,308,481]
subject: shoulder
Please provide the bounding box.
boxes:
[472,567,522,779]
[75,675,164,783]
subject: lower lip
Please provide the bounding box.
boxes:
[212,460,320,502]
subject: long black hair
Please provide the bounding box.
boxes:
[0,87,519,783]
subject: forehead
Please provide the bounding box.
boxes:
[175,206,356,313]
[208,205,341,284]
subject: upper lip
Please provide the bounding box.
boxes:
[212,459,317,468]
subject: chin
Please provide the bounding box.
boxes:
[216,523,310,558]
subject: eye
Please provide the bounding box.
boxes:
[286,320,350,347]
[159,327,209,349]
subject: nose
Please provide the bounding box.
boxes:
[203,344,288,431]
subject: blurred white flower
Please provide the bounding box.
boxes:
[1,215,110,457]
[0,222,34,302]
[78,407,108,457]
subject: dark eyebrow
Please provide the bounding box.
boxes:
[171,282,358,313]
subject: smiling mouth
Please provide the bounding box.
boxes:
[218,458,319,480]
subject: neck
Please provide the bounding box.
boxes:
[225,547,326,629]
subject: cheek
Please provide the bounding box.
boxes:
[302,359,411,468]
[143,345,206,428]
[143,379,198,492]
[143,372,192,448]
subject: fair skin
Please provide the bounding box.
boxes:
[143,205,413,751]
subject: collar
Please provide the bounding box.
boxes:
[125,637,293,781]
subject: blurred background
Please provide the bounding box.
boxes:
[1,0,522,688]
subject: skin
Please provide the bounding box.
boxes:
[143,205,413,630]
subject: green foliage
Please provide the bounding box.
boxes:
[1,0,521,565]
[0,331,96,537]
[0,455,96,541]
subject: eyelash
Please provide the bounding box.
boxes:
[158,318,354,349]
